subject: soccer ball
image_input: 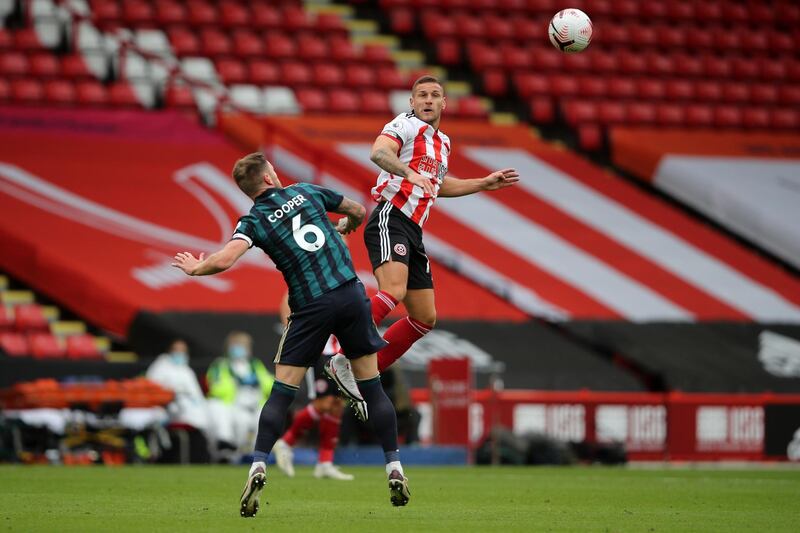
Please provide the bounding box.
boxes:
[548,9,593,53]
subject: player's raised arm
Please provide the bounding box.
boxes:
[438,168,520,198]
[333,196,367,235]
[370,135,435,197]
[171,239,250,276]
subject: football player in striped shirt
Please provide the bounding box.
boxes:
[327,75,519,391]
[172,153,410,517]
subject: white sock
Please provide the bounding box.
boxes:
[385,461,403,476]
[249,461,266,477]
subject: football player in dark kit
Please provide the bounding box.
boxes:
[172,152,410,518]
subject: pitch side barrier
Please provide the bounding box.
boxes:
[410,388,800,462]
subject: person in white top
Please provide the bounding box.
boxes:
[327,75,519,392]
[145,339,210,434]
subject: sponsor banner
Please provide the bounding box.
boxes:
[428,358,472,447]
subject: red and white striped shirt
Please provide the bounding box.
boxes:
[372,112,450,227]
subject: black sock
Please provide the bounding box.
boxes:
[357,375,400,460]
[253,381,298,459]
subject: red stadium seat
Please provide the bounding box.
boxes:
[562,52,592,72]
[511,18,540,42]
[760,59,786,81]
[597,100,626,125]
[482,70,507,96]
[0,29,12,50]
[344,64,377,88]
[515,73,549,98]
[317,12,347,35]
[640,2,667,19]
[93,0,122,25]
[297,34,328,62]
[329,37,359,62]
[550,74,579,97]
[666,1,695,21]
[363,44,394,66]
[313,64,344,87]
[108,83,140,107]
[731,58,760,80]
[454,12,485,40]
[656,103,685,127]
[163,84,195,109]
[216,58,247,84]
[749,3,774,24]
[0,52,29,77]
[607,77,637,99]
[741,32,768,53]
[590,50,618,73]
[695,3,722,22]
[13,28,46,51]
[61,54,96,80]
[11,79,44,104]
[768,34,794,55]
[771,108,799,130]
[154,0,187,26]
[44,80,77,105]
[0,79,8,101]
[436,39,461,66]
[751,84,778,105]
[722,3,749,24]
[664,79,694,101]
[264,33,296,60]
[646,53,675,76]
[742,107,770,129]
[232,30,264,57]
[628,25,658,47]
[296,88,328,113]
[66,334,103,359]
[618,52,647,75]
[578,76,607,98]
[251,4,282,28]
[389,8,414,34]
[686,27,714,49]
[220,1,250,28]
[283,6,313,32]
[375,67,407,90]
[483,14,513,41]
[599,24,629,47]
[714,106,742,128]
[712,27,740,52]
[637,79,665,100]
[422,11,456,39]
[187,1,217,27]
[562,100,597,127]
[578,124,602,152]
[722,83,750,104]
[610,0,639,18]
[248,60,280,85]
[29,333,65,359]
[14,304,48,331]
[656,25,686,49]
[362,91,391,115]
[626,102,656,125]
[281,62,313,87]
[672,53,703,77]
[168,26,200,56]
[702,55,731,79]
[200,28,232,57]
[328,88,358,113]
[76,81,109,106]
[695,81,722,102]
[780,86,800,106]
[122,0,155,26]
[452,96,488,119]
[469,43,502,70]
[685,104,713,128]
[0,332,28,356]
[529,97,554,124]
[0,306,13,332]
[29,53,61,78]
[530,47,560,71]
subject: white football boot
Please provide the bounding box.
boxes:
[239,462,267,518]
[273,438,295,478]
[313,462,355,481]
[325,354,368,421]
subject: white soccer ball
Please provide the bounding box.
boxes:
[548,8,593,53]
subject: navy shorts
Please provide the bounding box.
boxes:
[274,279,388,367]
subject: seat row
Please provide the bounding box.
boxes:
[0,331,106,359]
[2,378,174,409]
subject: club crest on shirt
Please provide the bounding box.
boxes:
[394,243,407,256]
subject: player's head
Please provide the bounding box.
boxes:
[225,331,252,360]
[410,75,446,128]
[232,152,281,199]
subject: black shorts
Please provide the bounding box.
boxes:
[274,279,388,367]
[363,201,434,290]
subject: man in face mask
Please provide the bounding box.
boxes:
[146,339,210,434]
[206,331,275,456]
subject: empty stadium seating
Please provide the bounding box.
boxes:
[0,274,110,360]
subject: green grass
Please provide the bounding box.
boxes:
[1,465,799,532]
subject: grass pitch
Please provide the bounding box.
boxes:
[1,465,799,532]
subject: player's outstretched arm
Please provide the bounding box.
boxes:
[370,135,435,196]
[438,168,520,198]
[171,239,250,276]
[333,196,366,235]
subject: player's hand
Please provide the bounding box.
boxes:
[171,252,205,275]
[482,168,520,191]
[406,171,436,197]
[336,217,355,235]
